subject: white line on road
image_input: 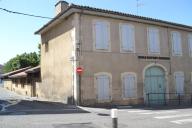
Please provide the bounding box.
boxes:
[171,118,192,125]
[155,114,192,119]
[140,110,178,115]
[127,110,151,113]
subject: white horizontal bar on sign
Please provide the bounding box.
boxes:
[155,114,192,119]
[171,118,192,125]
[140,110,178,115]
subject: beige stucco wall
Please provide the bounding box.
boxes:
[78,14,192,106]
[4,79,12,90]
[4,79,33,97]
[40,14,75,103]
[12,82,32,97]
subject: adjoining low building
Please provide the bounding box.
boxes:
[0,66,41,97]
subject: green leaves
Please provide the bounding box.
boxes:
[3,52,40,73]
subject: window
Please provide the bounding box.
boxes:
[171,31,182,56]
[95,73,111,101]
[188,34,192,57]
[148,27,160,54]
[120,24,135,52]
[174,72,184,95]
[122,73,137,98]
[93,21,110,50]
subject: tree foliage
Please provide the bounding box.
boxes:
[3,52,40,73]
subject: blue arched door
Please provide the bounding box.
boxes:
[145,66,166,105]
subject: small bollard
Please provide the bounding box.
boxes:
[111,109,118,128]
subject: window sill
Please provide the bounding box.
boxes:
[94,49,111,53]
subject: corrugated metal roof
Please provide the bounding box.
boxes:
[1,67,31,78]
[9,72,27,78]
[25,66,40,73]
[1,66,40,79]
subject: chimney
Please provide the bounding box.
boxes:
[55,1,69,15]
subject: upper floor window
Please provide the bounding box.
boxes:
[93,21,110,51]
[122,73,137,98]
[171,31,182,56]
[174,72,184,95]
[188,34,192,57]
[147,27,160,54]
[120,24,135,53]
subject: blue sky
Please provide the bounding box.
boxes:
[0,0,191,64]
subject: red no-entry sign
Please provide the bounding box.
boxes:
[76,67,83,75]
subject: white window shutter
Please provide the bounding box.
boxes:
[95,23,103,49]
[97,76,103,100]
[102,23,109,49]
[103,75,110,100]
[188,34,192,56]
[176,33,182,54]
[154,29,160,52]
[128,26,135,51]
[95,21,109,50]
[121,25,129,50]
[172,32,182,56]
[172,32,177,54]
[148,28,160,54]
[97,75,110,100]
[123,74,136,98]
[120,24,135,52]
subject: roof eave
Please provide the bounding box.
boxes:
[35,6,76,35]
[35,4,192,35]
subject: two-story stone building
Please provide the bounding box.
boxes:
[35,1,192,106]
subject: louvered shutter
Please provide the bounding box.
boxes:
[95,22,109,50]
[148,28,160,53]
[95,22,103,49]
[97,75,110,100]
[172,32,182,55]
[188,34,192,56]
[97,76,104,100]
[121,24,135,52]
[103,75,110,100]
[123,74,136,98]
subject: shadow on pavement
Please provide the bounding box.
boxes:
[0,100,89,115]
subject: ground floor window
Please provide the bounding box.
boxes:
[122,73,137,98]
[174,72,184,95]
[95,73,111,101]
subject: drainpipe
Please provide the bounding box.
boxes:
[77,9,83,105]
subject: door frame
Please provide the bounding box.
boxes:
[142,63,169,104]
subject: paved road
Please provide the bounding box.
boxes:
[0,106,192,128]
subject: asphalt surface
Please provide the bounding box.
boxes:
[0,104,192,128]
[0,100,88,115]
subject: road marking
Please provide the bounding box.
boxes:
[155,114,192,119]
[0,100,20,112]
[140,110,178,115]
[171,118,192,124]
[127,110,151,113]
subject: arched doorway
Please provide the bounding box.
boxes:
[144,66,166,105]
